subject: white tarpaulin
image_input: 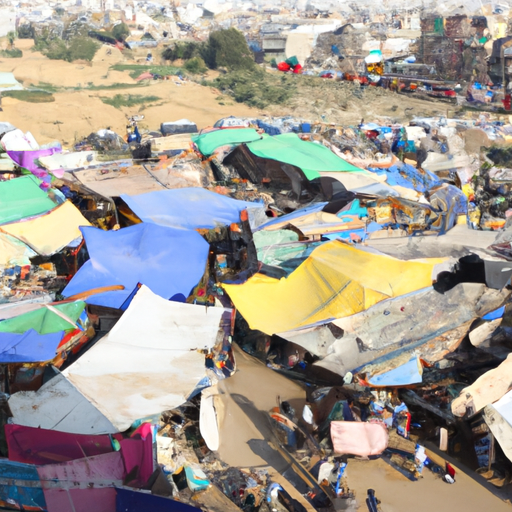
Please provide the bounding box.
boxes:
[62,285,230,431]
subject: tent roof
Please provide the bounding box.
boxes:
[222,240,444,335]
[63,285,230,431]
[121,187,263,229]
[62,223,210,308]
[192,128,262,156]
[0,201,90,256]
[0,176,56,225]
[246,133,364,180]
[0,329,64,363]
[0,301,86,335]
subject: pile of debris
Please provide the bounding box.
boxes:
[1,109,512,512]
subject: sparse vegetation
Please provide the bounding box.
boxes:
[209,68,294,109]
[110,64,184,79]
[2,90,55,103]
[0,49,23,58]
[100,94,160,109]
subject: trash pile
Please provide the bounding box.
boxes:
[2,109,512,511]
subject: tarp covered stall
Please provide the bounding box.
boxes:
[0,201,90,256]
[222,240,443,335]
[192,128,262,156]
[161,119,198,135]
[245,133,364,181]
[62,223,209,308]
[0,233,36,267]
[63,286,230,431]
[121,187,264,230]
[0,175,57,225]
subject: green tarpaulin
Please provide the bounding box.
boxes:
[246,133,364,180]
[0,176,56,225]
[192,128,262,156]
[0,301,86,334]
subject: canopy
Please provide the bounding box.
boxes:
[121,187,263,230]
[246,133,364,180]
[0,301,85,334]
[192,128,262,156]
[0,201,90,256]
[62,223,209,308]
[222,240,443,335]
[0,329,64,363]
[0,176,56,225]
[63,285,230,431]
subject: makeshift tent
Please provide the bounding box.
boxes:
[192,128,262,156]
[121,187,264,230]
[0,301,86,334]
[0,201,90,256]
[222,240,443,335]
[0,176,57,225]
[245,133,364,180]
[63,285,230,431]
[0,329,64,363]
[62,223,210,308]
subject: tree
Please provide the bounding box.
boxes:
[203,28,255,71]
[112,22,130,42]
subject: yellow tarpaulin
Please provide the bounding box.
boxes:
[0,201,91,256]
[222,240,444,335]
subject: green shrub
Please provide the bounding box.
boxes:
[2,90,55,103]
[0,48,23,58]
[35,35,99,62]
[112,23,130,42]
[203,28,255,71]
[100,94,160,109]
[184,57,207,74]
[162,41,204,62]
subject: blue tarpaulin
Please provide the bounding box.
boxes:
[367,162,441,194]
[121,188,264,230]
[116,487,200,512]
[62,223,209,308]
[0,329,64,363]
[368,356,423,386]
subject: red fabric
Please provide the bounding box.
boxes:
[277,62,291,71]
[292,64,303,74]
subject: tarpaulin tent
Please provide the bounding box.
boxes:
[63,285,231,431]
[0,329,64,363]
[62,223,209,308]
[0,176,57,225]
[222,240,443,335]
[0,233,36,267]
[245,133,364,180]
[0,301,86,334]
[121,187,264,230]
[192,128,262,156]
[0,201,90,256]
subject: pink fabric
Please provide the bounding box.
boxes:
[330,421,388,456]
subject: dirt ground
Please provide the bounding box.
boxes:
[0,39,461,146]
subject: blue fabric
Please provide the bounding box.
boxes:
[482,306,506,321]
[368,356,423,386]
[367,162,441,193]
[116,488,200,512]
[63,224,209,308]
[256,119,282,136]
[255,202,328,231]
[121,188,264,230]
[0,329,64,363]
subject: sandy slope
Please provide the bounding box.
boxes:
[0,40,258,145]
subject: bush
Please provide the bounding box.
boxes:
[184,57,207,74]
[112,22,130,42]
[36,35,99,62]
[2,90,55,103]
[162,41,204,62]
[0,49,23,58]
[203,28,255,71]
[211,68,293,109]
[17,24,34,39]
[100,94,160,109]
